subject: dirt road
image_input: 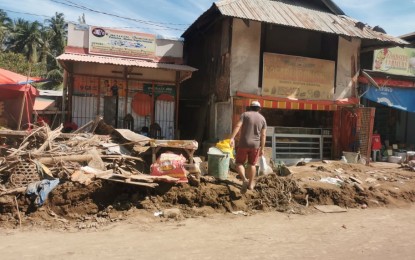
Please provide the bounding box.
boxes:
[1,206,414,260]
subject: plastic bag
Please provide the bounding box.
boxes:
[150,153,188,183]
[215,139,234,159]
[258,156,273,176]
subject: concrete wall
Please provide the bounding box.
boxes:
[67,24,89,48]
[335,37,361,99]
[215,101,233,140]
[230,19,261,95]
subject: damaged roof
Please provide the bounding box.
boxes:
[57,53,197,72]
[183,0,407,46]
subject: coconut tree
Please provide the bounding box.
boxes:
[46,12,66,56]
[0,9,12,50]
[9,19,43,63]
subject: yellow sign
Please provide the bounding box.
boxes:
[89,26,156,59]
[262,53,335,100]
[373,47,415,76]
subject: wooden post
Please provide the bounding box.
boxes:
[62,71,68,123]
[97,77,101,116]
[151,82,155,124]
[68,73,73,123]
[124,66,129,118]
[17,91,26,130]
[175,71,180,139]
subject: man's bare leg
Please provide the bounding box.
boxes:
[246,164,256,190]
[236,163,247,182]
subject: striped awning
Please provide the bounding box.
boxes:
[236,92,358,111]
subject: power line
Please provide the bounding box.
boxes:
[49,0,189,30]
[1,9,51,19]
[1,8,186,32]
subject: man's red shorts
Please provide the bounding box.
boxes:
[235,147,260,165]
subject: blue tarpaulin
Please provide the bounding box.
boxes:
[363,85,415,113]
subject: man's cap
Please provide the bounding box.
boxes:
[250,101,261,107]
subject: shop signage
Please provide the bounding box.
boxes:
[364,85,415,113]
[89,26,156,59]
[373,47,415,76]
[143,84,175,96]
[262,53,335,100]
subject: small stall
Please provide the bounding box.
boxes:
[0,68,41,129]
[58,23,197,139]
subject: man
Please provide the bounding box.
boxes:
[230,100,267,193]
[111,80,119,96]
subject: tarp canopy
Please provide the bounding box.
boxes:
[363,85,415,113]
[0,68,41,98]
[0,68,42,129]
[0,68,44,86]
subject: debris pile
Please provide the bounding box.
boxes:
[1,119,415,230]
[0,118,199,228]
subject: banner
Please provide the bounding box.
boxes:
[89,26,156,59]
[262,53,335,100]
[364,85,415,112]
[373,47,415,76]
[143,84,175,96]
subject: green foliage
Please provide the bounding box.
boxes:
[0,52,45,77]
[0,9,66,90]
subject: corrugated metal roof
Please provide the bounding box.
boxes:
[57,53,197,72]
[214,0,407,45]
[34,98,55,111]
[39,90,63,97]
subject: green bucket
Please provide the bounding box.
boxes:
[208,147,230,180]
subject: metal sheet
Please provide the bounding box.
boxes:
[57,53,197,72]
[214,0,407,45]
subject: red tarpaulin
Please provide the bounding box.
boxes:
[0,68,42,129]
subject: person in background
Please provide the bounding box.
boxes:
[111,80,119,96]
[103,80,110,95]
[230,100,267,194]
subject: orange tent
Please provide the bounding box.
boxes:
[0,68,42,129]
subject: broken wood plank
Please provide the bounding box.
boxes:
[101,155,145,162]
[96,174,159,188]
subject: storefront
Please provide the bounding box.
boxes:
[58,23,196,138]
[359,45,415,159]
[231,52,372,164]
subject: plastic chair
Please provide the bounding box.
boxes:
[149,123,163,139]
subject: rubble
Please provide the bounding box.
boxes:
[1,120,415,230]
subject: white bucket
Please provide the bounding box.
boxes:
[342,151,359,164]
[407,151,415,162]
[388,155,402,164]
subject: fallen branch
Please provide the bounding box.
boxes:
[14,196,22,228]
[38,154,93,164]
[0,187,26,196]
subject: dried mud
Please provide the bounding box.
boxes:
[1,160,415,230]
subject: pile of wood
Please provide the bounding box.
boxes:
[0,118,181,196]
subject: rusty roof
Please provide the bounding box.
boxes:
[185,0,407,45]
[57,53,197,72]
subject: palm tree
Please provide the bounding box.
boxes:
[9,19,43,63]
[46,12,66,56]
[0,9,12,50]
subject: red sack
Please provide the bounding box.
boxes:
[150,153,188,183]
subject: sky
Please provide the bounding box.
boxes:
[0,0,414,38]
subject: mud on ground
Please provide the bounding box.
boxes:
[1,160,415,230]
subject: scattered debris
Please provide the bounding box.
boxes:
[320,177,344,187]
[314,205,347,213]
